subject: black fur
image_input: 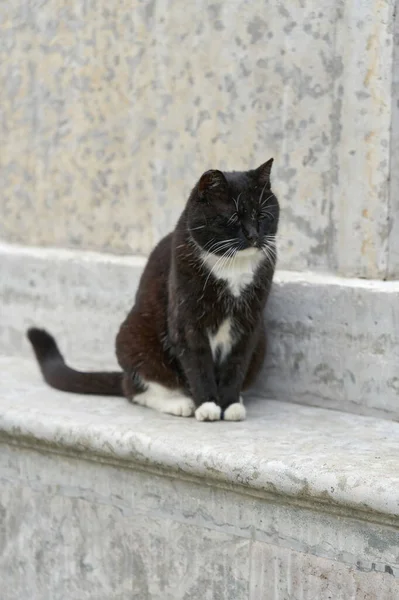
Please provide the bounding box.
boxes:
[27,159,279,419]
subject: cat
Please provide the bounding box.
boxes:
[27,158,279,422]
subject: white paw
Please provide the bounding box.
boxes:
[162,397,195,417]
[195,401,222,422]
[224,401,246,421]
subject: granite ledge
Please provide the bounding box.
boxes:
[3,242,399,421]
[1,356,399,521]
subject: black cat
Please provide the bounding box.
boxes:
[28,159,279,422]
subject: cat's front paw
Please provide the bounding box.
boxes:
[195,401,222,422]
[223,397,246,421]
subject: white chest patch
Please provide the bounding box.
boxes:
[201,247,264,297]
[209,317,233,362]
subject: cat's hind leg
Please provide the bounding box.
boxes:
[117,313,194,417]
[130,379,195,417]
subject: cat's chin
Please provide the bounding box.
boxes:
[235,247,261,258]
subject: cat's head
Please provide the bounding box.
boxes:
[187,159,279,262]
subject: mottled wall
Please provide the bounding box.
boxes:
[0,0,397,278]
[388,0,399,278]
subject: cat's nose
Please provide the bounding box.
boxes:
[243,225,259,245]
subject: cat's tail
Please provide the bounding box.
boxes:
[27,328,124,396]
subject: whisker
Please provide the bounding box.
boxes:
[204,238,238,254]
[204,243,234,256]
[260,204,278,218]
[199,242,236,270]
[261,243,277,267]
[233,192,243,213]
[258,182,269,205]
[260,212,275,221]
[202,244,238,291]
[263,236,277,247]
[260,194,276,209]
[203,240,225,253]
[264,245,277,256]
[219,246,240,279]
[227,213,239,225]
[202,237,216,250]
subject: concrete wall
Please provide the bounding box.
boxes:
[0,0,397,278]
[2,442,399,599]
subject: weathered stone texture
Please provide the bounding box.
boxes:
[0,0,396,277]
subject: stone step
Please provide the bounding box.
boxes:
[1,356,399,599]
[2,242,399,420]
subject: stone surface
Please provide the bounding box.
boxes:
[1,392,399,598]
[330,0,394,278]
[0,243,143,368]
[2,355,399,518]
[260,270,399,419]
[1,449,252,599]
[388,0,399,278]
[2,243,399,419]
[250,544,399,599]
[0,0,396,277]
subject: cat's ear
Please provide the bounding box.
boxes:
[198,170,228,200]
[254,158,274,189]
